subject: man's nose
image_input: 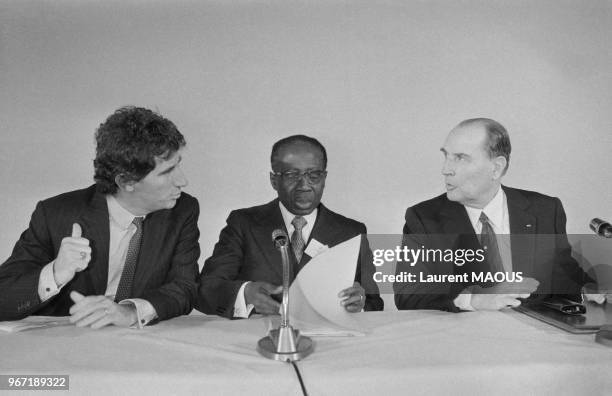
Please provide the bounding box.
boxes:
[296,173,310,189]
[174,167,188,188]
[441,159,455,176]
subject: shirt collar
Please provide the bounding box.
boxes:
[106,195,144,230]
[464,186,505,230]
[278,201,318,231]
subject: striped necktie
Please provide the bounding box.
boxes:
[291,216,307,263]
[115,217,144,302]
[478,212,504,273]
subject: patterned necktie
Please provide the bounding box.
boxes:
[291,216,307,263]
[478,212,504,273]
[115,217,144,302]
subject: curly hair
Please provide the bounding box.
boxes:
[93,106,185,194]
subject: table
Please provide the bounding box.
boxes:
[298,310,612,396]
[0,314,302,395]
[1,310,611,395]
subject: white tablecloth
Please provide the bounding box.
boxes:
[297,310,612,396]
[1,310,610,395]
[0,314,301,395]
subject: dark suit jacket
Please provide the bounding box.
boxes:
[394,186,591,312]
[0,185,200,322]
[196,199,383,318]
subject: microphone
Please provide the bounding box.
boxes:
[590,218,612,238]
[256,229,313,361]
[271,229,291,328]
[272,229,289,249]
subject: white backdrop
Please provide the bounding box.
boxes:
[1,1,611,274]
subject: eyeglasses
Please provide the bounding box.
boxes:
[272,169,327,184]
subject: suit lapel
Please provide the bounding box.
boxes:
[503,186,536,274]
[252,200,289,280]
[255,202,348,278]
[297,204,344,273]
[439,196,488,274]
[437,188,537,275]
[439,199,477,236]
[257,202,342,278]
[78,190,110,295]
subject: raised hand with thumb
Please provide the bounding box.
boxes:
[53,223,91,286]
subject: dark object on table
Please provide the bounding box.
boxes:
[515,299,611,334]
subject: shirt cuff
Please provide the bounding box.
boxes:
[38,261,61,302]
[453,291,476,311]
[120,298,158,328]
[582,286,606,304]
[234,282,255,318]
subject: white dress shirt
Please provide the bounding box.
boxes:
[233,202,318,318]
[37,195,158,328]
[454,186,512,310]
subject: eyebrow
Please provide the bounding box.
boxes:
[159,155,182,175]
[440,148,469,158]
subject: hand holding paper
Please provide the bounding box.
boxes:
[338,282,365,312]
[288,235,366,335]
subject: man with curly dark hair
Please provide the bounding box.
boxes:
[0,106,200,329]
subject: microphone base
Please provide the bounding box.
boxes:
[257,326,314,362]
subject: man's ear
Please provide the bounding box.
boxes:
[269,172,279,191]
[492,156,507,179]
[115,174,136,192]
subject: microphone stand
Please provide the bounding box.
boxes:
[257,230,314,362]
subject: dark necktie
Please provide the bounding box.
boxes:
[478,212,504,273]
[115,217,144,302]
[291,216,307,263]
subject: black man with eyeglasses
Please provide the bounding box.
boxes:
[196,135,383,318]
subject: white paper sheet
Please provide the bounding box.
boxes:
[0,316,71,332]
[288,235,366,336]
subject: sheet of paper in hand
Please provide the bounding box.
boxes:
[288,235,366,336]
